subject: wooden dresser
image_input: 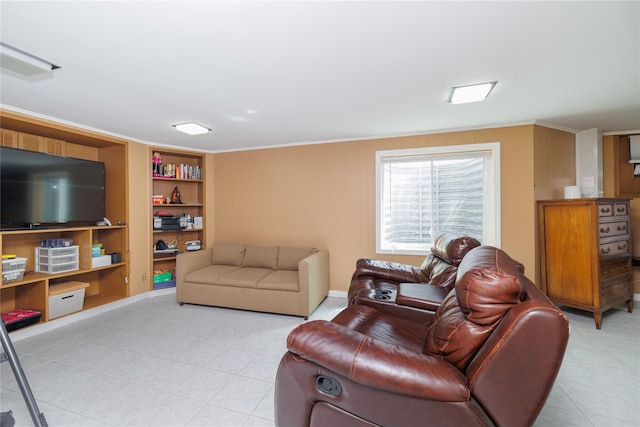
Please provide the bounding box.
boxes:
[538,198,634,329]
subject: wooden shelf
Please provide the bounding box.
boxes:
[0,110,129,330]
[149,148,206,290]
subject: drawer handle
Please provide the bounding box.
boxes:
[600,226,610,234]
[617,207,626,213]
[618,225,626,232]
[601,247,611,254]
[601,207,611,214]
[618,244,627,251]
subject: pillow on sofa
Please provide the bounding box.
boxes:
[212,242,247,266]
[243,246,279,269]
[278,247,317,271]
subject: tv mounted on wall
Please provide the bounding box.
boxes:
[0,146,105,229]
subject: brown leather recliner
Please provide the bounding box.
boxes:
[348,232,481,322]
[275,246,570,427]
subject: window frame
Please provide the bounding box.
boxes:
[375,142,501,255]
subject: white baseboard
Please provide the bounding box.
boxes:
[635,293,640,302]
[8,288,176,342]
[328,290,347,299]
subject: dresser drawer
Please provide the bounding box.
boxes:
[599,239,630,256]
[600,259,629,280]
[614,203,628,216]
[600,279,631,305]
[598,204,613,217]
[599,221,629,238]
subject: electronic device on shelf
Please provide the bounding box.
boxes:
[153,216,181,231]
[185,240,201,251]
[0,146,105,230]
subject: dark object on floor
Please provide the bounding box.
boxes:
[0,411,15,427]
[1,310,41,332]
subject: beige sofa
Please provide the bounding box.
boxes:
[176,242,330,318]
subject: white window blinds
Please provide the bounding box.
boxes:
[377,144,499,255]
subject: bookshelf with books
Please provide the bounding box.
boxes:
[150,148,206,290]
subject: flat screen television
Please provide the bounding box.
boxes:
[0,146,105,229]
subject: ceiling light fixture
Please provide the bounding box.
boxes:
[448,81,497,104]
[172,122,211,135]
[0,42,60,76]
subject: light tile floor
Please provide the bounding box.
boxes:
[0,294,638,426]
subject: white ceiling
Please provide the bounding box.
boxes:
[1,1,638,153]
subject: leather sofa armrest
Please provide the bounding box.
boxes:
[287,320,469,401]
[353,259,421,283]
[396,283,450,312]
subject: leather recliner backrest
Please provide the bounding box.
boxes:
[417,232,481,287]
[422,246,524,371]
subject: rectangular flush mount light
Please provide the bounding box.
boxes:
[448,81,497,104]
[173,122,211,135]
[0,42,60,76]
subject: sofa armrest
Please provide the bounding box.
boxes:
[298,250,330,316]
[353,258,421,283]
[396,283,450,312]
[287,320,469,401]
[176,248,213,301]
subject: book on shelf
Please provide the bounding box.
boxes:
[154,163,202,180]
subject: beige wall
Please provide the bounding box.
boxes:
[124,124,575,295]
[210,125,569,293]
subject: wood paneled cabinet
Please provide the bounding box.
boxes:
[1,128,66,156]
[0,226,128,322]
[0,109,129,330]
[538,198,634,329]
[150,148,205,290]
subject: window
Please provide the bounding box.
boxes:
[376,143,500,255]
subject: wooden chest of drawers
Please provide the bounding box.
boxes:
[538,198,634,329]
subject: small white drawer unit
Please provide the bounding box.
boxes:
[35,245,79,274]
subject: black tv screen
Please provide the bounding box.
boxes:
[0,147,105,229]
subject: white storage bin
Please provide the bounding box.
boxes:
[36,246,79,258]
[2,270,25,283]
[36,253,78,265]
[35,245,79,274]
[48,281,89,319]
[2,257,28,272]
[36,261,79,274]
[91,255,112,268]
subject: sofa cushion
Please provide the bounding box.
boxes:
[212,242,246,266]
[258,270,300,292]
[243,246,279,269]
[219,267,275,288]
[455,246,525,325]
[422,246,525,372]
[278,247,317,271]
[184,264,241,285]
[430,232,482,267]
